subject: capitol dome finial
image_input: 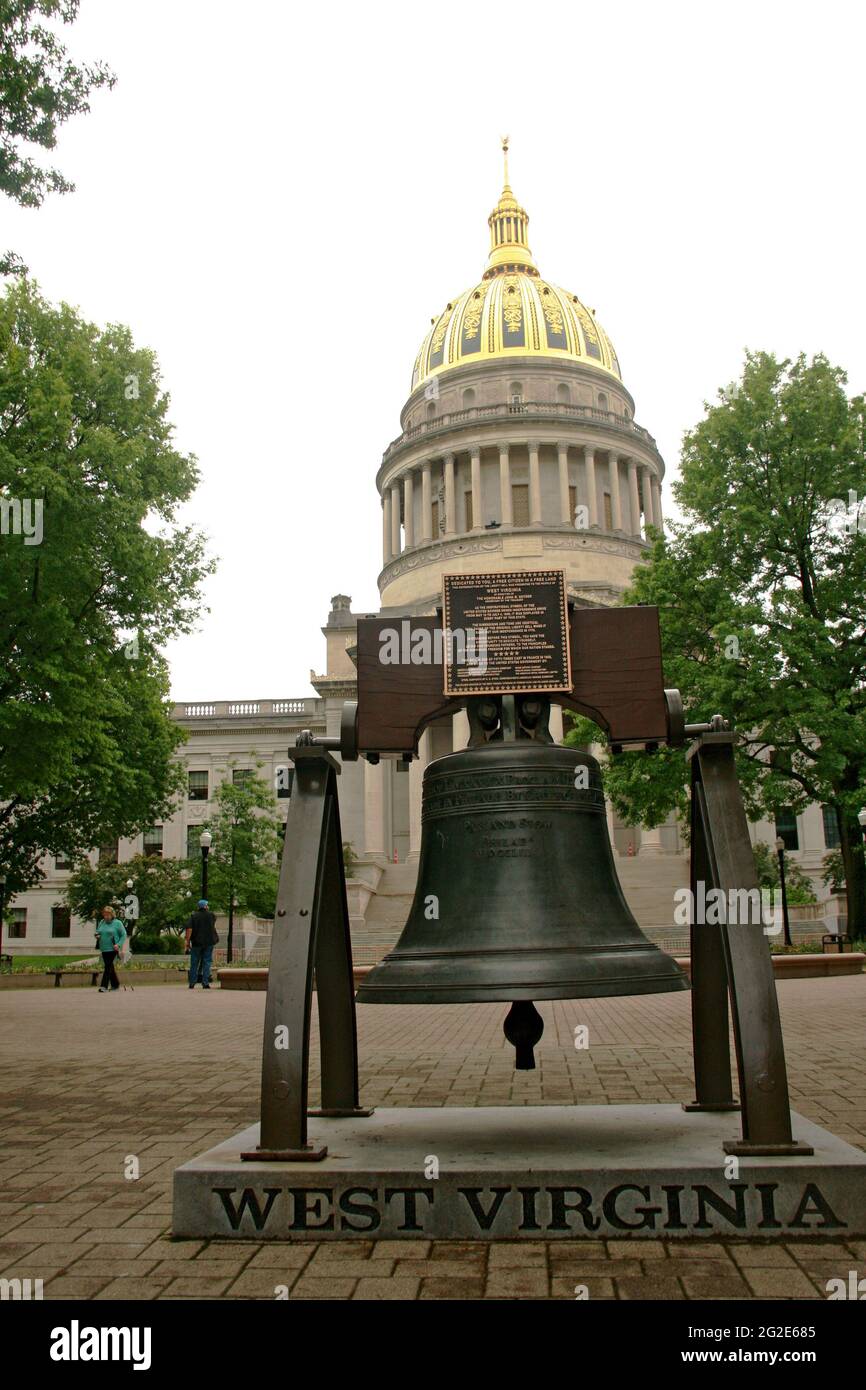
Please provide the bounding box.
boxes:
[486,137,536,277]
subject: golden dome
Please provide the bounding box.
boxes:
[411,140,621,391]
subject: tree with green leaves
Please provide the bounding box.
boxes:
[566,351,866,935]
[752,842,817,907]
[198,766,283,962]
[0,277,214,895]
[64,852,195,939]
[1,0,115,273]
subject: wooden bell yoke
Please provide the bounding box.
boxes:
[246,603,811,1161]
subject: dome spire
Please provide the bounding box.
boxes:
[485,136,537,278]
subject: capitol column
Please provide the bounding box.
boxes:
[640,823,665,856]
[470,446,482,530]
[403,469,415,548]
[557,442,571,524]
[499,443,513,526]
[584,446,599,527]
[651,474,663,530]
[452,707,470,752]
[390,481,402,555]
[608,452,623,531]
[383,491,393,564]
[549,705,565,744]
[528,439,542,525]
[444,453,456,535]
[421,461,433,542]
[408,730,431,862]
[641,465,655,531]
[363,758,387,864]
[627,458,641,537]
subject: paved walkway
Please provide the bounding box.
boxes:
[0,978,864,1300]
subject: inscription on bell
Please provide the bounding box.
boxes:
[463,814,550,860]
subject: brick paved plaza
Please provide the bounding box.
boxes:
[1,977,864,1300]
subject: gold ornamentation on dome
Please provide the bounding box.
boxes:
[462,288,485,339]
[573,301,600,348]
[430,310,450,354]
[539,285,563,335]
[503,276,523,333]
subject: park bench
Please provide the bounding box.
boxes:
[45,968,100,987]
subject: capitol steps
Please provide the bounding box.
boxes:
[349,862,418,964]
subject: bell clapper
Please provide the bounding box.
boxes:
[504,1000,545,1070]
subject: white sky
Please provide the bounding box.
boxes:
[5,0,864,700]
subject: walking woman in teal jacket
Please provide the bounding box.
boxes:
[95,905,127,993]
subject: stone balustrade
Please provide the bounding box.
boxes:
[381,399,657,466]
[174,698,324,721]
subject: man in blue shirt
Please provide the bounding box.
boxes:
[95,906,127,993]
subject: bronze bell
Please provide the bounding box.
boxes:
[355,742,688,1065]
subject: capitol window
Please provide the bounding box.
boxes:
[143,825,164,858]
[188,770,208,801]
[774,809,799,852]
[462,387,475,408]
[7,908,26,939]
[822,806,841,849]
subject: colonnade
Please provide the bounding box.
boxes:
[382,443,663,565]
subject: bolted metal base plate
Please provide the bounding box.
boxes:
[240,1146,328,1162]
[723,1140,815,1157]
[307,1107,375,1119]
[682,1101,741,1112]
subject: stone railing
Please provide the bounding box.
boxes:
[382,401,657,465]
[173,698,324,720]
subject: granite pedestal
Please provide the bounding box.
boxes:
[172,1105,866,1241]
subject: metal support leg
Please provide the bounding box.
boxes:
[309,789,373,1119]
[686,733,812,1155]
[242,748,368,1162]
[683,775,739,1113]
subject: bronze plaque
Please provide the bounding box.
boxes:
[442,570,571,697]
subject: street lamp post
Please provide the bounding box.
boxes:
[0,874,6,965]
[775,836,792,948]
[855,809,866,943]
[199,831,211,901]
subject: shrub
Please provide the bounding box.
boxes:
[821,850,845,893]
[130,934,162,955]
[752,842,817,905]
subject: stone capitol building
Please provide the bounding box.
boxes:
[8,150,839,956]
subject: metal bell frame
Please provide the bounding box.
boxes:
[245,690,812,1162]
